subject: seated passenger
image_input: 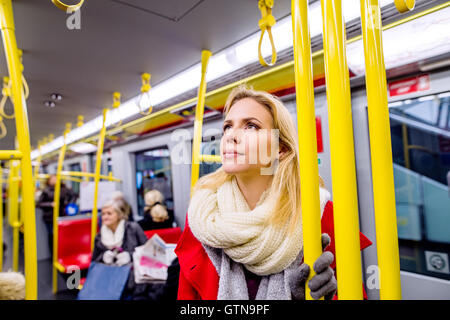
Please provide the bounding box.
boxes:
[111,190,134,221]
[138,190,173,231]
[91,197,148,299]
[92,198,147,265]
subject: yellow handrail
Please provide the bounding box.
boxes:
[90,108,109,250]
[0,149,22,160]
[60,170,121,182]
[0,0,37,299]
[52,122,70,293]
[190,50,211,195]
[360,0,402,299]
[37,173,84,183]
[198,154,221,163]
[291,0,323,300]
[321,0,363,299]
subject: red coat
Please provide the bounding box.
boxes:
[175,201,372,300]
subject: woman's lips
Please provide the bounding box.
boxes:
[222,151,243,158]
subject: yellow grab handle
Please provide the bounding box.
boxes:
[394,0,415,13]
[138,73,153,116]
[258,0,277,67]
[0,76,14,119]
[0,116,7,139]
[51,0,84,12]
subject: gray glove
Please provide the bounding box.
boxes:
[289,233,337,300]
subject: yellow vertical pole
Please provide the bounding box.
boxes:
[90,108,108,250]
[360,0,402,299]
[52,123,70,294]
[190,50,212,195]
[0,0,37,299]
[0,166,3,270]
[8,159,19,272]
[321,0,363,299]
[291,0,323,300]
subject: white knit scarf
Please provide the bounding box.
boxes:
[188,176,330,276]
[100,219,126,249]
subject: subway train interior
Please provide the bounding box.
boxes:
[0,0,449,301]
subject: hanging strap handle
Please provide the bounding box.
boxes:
[0,115,7,140]
[0,77,14,119]
[112,91,123,127]
[51,0,84,12]
[18,49,29,100]
[258,0,277,67]
[138,73,153,116]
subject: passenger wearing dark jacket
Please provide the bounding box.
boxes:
[138,189,173,231]
[36,174,76,255]
[91,197,148,299]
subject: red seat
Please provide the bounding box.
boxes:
[57,217,92,272]
[144,227,182,244]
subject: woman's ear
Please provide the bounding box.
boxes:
[278,145,287,160]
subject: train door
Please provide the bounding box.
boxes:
[134,147,174,220]
[354,70,450,299]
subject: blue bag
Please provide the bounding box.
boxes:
[77,262,131,300]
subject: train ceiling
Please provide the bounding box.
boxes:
[0,0,293,149]
[0,0,448,154]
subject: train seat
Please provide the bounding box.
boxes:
[144,227,182,244]
[57,217,92,272]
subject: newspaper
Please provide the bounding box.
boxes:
[133,233,177,284]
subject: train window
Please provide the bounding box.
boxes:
[135,147,174,218]
[388,92,450,280]
[197,136,222,178]
[68,162,81,197]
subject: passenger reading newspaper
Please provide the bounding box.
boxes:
[133,234,177,284]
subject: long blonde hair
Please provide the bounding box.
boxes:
[193,85,324,234]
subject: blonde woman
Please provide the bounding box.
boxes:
[138,189,173,231]
[175,86,371,300]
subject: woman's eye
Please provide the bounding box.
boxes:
[223,124,231,132]
[246,122,259,130]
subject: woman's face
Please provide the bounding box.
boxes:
[48,176,57,187]
[220,97,277,176]
[101,206,121,229]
